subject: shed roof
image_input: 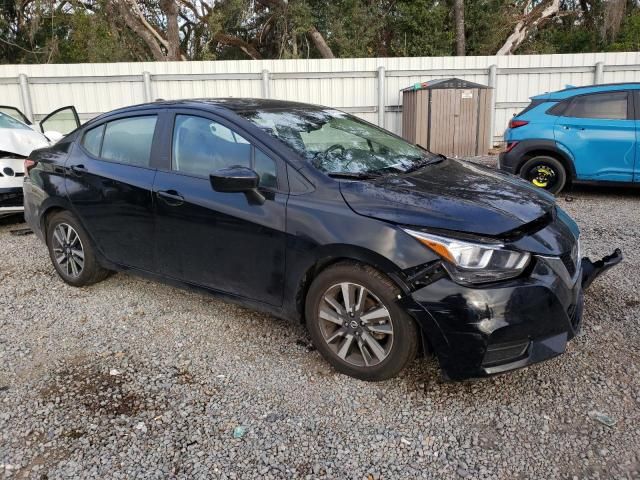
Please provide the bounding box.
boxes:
[402,78,490,91]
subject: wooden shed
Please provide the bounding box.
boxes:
[401,78,492,157]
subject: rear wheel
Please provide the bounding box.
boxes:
[305,262,418,381]
[46,210,109,287]
[519,155,567,195]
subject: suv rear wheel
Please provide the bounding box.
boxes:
[519,155,567,195]
[46,210,110,287]
[305,262,418,381]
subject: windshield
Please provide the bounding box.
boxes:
[0,112,31,130]
[238,108,440,176]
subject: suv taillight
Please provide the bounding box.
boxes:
[24,158,37,177]
[508,119,529,129]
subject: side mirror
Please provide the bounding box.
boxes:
[210,166,265,204]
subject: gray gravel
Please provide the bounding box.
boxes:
[1,160,639,479]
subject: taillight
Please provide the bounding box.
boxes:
[24,158,37,177]
[508,119,529,129]
[504,141,519,153]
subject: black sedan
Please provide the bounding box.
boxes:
[23,99,621,381]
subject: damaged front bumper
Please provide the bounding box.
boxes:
[404,249,622,381]
[581,248,623,290]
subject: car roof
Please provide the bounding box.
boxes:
[531,82,640,101]
[90,98,324,122]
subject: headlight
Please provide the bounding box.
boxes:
[403,229,531,284]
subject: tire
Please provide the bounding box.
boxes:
[519,155,567,195]
[305,262,419,381]
[46,210,110,287]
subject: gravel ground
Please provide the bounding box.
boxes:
[1,159,639,479]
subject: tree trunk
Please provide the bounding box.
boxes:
[114,1,166,61]
[308,26,334,59]
[161,0,181,61]
[497,0,560,55]
[454,0,465,56]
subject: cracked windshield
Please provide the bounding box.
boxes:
[239,108,441,177]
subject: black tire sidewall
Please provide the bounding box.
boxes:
[520,155,567,195]
[305,263,418,381]
[46,211,102,287]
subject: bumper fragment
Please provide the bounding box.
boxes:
[581,249,622,289]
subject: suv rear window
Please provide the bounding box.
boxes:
[517,99,545,117]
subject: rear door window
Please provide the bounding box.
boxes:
[81,124,105,157]
[100,116,157,167]
[562,92,629,120]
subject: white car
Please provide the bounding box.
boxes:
[0,106,79,217]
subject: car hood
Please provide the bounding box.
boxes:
[0,128,49,157]
[339,158,556,237]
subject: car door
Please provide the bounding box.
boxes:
[39,106,81,137]
[152,111,288,306]
[554,90,635,182]
[65,112,161,271]
[0,106,31,125]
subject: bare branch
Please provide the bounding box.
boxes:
[497,0,560,55]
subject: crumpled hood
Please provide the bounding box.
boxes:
[0,128,49,157]
[339,158,556,236]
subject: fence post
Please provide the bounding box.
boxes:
[487,64,497,149]
[142,71,153,102]
[18,73,34,122]
[261,69,271,99]
[594,61,604,84]
[377,66,386,128]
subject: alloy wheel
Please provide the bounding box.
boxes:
[525,163,558,190]
[317,282,394,367]
[52,223,85,278]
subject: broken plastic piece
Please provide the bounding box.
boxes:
[588,410,616,427]
[581,248,623,289]
[233,426,247,438]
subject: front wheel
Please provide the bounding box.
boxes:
[519,155,567,195]
[305,262,418,381]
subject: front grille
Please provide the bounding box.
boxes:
[560,251,576,277]
[0,191,24,207]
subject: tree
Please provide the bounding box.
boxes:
[497,0,562,55]
[454,0,466,56]
[1,0,639,64]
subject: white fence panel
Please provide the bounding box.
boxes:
[1,52,639,144]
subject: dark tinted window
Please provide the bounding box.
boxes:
[173,115,251,177]
[547,101,568,116]
[563,92,628,120]
[101,116,157,167]
[254,149,277,188]
[82,124,105,157]
[517,99,545,116]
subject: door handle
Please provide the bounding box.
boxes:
[70,164,87,175]
[157,189,184,206]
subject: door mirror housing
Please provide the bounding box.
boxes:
[210,166,265,204]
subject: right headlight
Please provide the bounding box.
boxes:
[403,229,531,284]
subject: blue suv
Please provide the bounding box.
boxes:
[499,83,639,194]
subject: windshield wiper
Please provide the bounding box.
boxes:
[404,155,445,173]
[327,171,382,180]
